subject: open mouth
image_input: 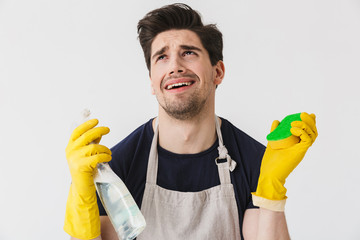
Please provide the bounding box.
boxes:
[165,81,195,90]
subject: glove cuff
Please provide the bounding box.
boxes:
[251,193,287,212]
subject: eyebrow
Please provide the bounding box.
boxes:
[151,45,203,60]
[180,45,202,52]
[152,46,168,60]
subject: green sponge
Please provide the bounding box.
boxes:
[266,113,301,149]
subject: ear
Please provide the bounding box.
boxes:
[214,60,225,85]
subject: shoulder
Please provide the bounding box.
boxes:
[111,118,154,154]
[219,117,265,179]
[108,118,154,179]
[220,117,265,154]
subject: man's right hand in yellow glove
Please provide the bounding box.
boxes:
[64,119,112,239]
[252,112,318,211]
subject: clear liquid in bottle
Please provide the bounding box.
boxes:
[94,162,146,240]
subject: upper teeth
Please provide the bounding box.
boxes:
[166,82,192,90]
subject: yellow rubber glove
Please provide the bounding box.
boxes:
[64,119,112,239]
[252,112,318,211]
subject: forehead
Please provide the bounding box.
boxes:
[151,29,204,53]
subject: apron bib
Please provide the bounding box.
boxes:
[137,117,241,240]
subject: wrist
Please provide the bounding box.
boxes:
[64,184,101,239]
[255,176,287,200]
[251,194,286,212]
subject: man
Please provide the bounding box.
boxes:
[64,3,318,240]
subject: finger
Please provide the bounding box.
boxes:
[290,127,312,146]
[292,121,317,142]
[70,119,99,141]
[67,145,112,171]
[300,112,315,129]
[309,113,318,137]
[88,153,112,169]
[300,112,318,137]
[92,137,102,144]
[70,144,111,159]
[270,120,280,132]
[291,121,316,145]
[309,113,316,123]
[74,126,110,148]
[81,144,112,157]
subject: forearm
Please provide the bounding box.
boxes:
[256,208,290,240]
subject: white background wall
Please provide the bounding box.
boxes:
[1,0,359,239]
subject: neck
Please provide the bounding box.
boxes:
[154,108,218,154]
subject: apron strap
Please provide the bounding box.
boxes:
[145,118,159,184]
[215,116,237,185]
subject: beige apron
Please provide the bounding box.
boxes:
[137,117,241,240]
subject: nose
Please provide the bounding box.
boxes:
[169,56,184,75]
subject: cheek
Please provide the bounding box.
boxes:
[149,74,162,95]
[149,78,157,91]
[150,66,166,87]
[197,67,214,84]
[149,78,155,95]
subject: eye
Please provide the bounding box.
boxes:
[157,55,166,61]
[183,51,196,56]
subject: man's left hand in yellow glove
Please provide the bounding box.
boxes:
[252,112,318,211]
[64,119,112,239]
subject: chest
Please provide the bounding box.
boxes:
[157,146,221,192]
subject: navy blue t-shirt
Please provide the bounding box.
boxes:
[97,117,265,238]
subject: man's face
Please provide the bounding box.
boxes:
[149,29,224,120]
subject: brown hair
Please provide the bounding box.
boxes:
[137,3,223,70]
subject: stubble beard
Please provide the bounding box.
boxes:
[157,90,207,121]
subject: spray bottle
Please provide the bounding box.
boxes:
[81,109,146,240]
